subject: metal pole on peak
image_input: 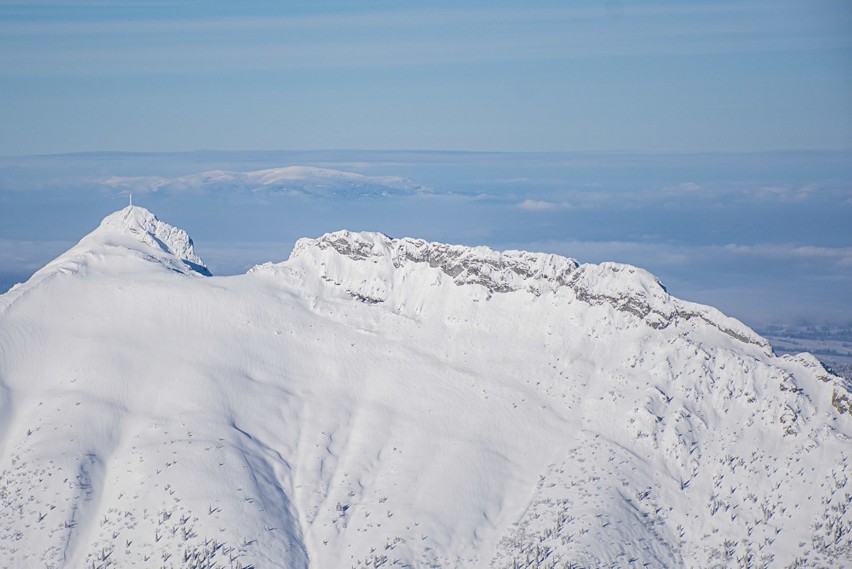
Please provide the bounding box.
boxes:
[129,192,133,207]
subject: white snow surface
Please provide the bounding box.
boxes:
[0,207,850,568]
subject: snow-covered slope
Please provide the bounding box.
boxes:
[0,207,849,568]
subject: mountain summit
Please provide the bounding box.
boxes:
[81,205,210,275]
[0,208,850,568]
[102,205,207,264]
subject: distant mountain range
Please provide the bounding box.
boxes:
[102,166,428,199]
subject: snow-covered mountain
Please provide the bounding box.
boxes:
[102,166,425,198]
[1,206,850,568]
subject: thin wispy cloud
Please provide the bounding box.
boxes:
[748,184,819,202]
[0,3,806,36]
[2,2,849,76]
[516,199,571,212]
[2,2,849,153]
[722,243,852,267]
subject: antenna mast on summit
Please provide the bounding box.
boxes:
[129,192,133,207]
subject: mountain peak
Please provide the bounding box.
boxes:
[0,206,209,323]
[96,205,163,238]
[87,205,210,275]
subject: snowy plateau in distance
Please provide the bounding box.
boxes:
[0,206,850,568]
[101,166,428,199]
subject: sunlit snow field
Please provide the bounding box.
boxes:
[1,205,849,567]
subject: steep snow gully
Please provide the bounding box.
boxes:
[0,206,850,568]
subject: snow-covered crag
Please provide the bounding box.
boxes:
[0,207,849,568]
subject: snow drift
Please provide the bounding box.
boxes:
[0,206,849,568]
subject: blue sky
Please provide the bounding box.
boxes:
[0,2,850,329]
[1,0,850,153]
